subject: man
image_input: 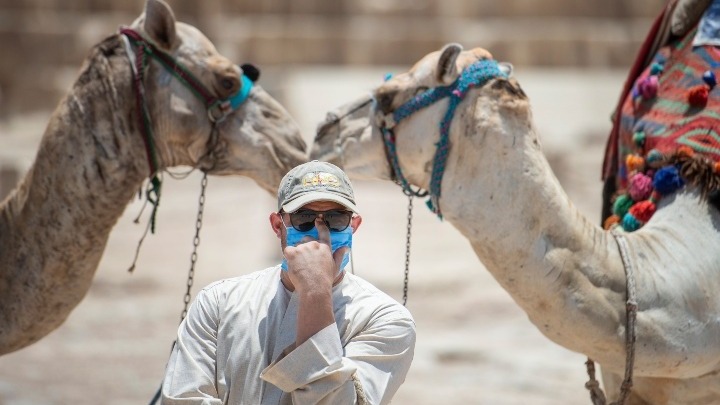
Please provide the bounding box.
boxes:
[161,160,416,404]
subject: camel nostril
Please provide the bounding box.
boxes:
[262,110,279,119]
[377,94,395,114]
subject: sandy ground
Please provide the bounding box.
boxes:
[0,66,626,404]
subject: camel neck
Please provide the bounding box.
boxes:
[22,37,148,229]
[436,95,630,362]
[0,36,151,354]
[436,92,720,377]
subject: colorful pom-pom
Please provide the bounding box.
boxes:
[638,75,659,99]
[622,213,642,232]
[632,131,646,147]
[629,173,653,201]
[632,86,640,99]
[629,200,656,223]
[383,73,393,81]
[653,165,684,195]
[650,63,664,75]
[677,146,694,158]
[688,85,709,107]
[603,215,621,230]
[703,70,717,88]
[626,155,645,172]
[646,149,663,166]
[612,194,634,218]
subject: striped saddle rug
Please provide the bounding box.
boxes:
[604,23,720,231]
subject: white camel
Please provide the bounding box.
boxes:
[310,44,720,404]
[0,0,306,355]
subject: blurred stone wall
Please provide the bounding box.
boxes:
[0,0,665,116]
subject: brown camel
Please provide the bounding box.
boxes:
[0,0,306,355]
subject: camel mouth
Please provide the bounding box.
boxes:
[315,94,374,143]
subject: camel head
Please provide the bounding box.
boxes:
[311,43,521,191]
[128,0,305,193]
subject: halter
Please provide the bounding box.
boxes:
[379,59,507,218]
[119,27,257,233]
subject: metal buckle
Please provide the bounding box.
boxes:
[208,100,231,123]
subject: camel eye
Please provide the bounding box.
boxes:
[215,74,240,97]
[221,78,235,90]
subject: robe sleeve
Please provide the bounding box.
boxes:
[260,313,416,405]
[161,288,224,405]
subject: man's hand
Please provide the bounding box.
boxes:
[283,217,346,294]
[284,217,346,346]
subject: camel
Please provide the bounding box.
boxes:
[0,0,306,356]
[310,44,720,404]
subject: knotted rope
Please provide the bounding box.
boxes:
[585,228,638,404]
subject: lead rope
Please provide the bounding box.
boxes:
[402,194,414,306]
[148,173,208,405]
[585,228,638,405]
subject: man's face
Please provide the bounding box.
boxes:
[281,201,345,247]
[269,201,362,248]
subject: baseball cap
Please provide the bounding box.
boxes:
[277,160,359,214]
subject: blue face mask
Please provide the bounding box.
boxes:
[280,225,353,272]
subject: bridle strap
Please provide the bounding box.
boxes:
[128,35,160,177]
[380,59,507,217]
[381,127,428,198]
[118,27,257,232]
[120,28,219,108]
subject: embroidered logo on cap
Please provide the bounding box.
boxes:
[301,172,340,188]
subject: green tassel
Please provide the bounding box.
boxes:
[425,198,443,221]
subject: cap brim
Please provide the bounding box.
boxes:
[282,191,359,214]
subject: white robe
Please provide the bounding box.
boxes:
[161,266,416,405]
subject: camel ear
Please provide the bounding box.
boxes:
[437,43,463,85]
[144,0,177,50]
[499,62,514,77]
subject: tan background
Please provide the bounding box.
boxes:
[0,0,664,404]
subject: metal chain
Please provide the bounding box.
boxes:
[180,172,207,322]
[402,194,413,306]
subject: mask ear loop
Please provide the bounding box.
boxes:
[349,247,355,275]
[346,219,356,275]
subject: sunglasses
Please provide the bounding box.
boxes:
[284,209,353,232]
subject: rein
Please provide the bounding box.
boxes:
[119,27,256,233]
[379,59,508,218]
